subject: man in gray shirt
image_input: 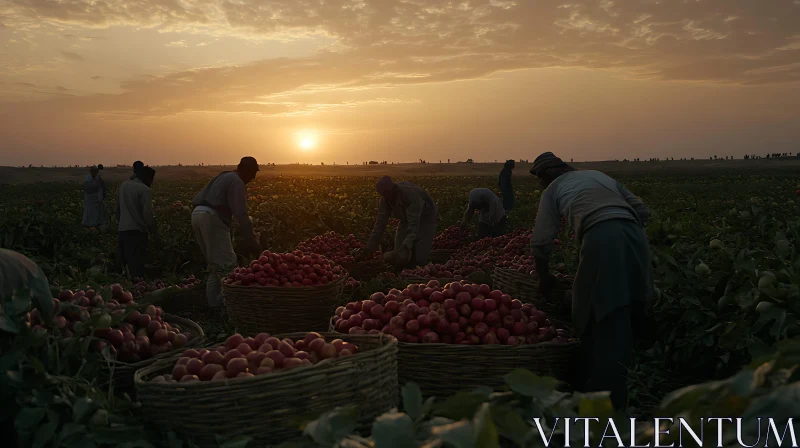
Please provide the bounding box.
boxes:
[115,166,159,279]
[359,176,437,268]
[529,152,654,412]
[191,157,262,308]
[462,188,507,239]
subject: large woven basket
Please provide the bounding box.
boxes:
[343,259,389,281]
[106,314,205,397]
[144,284,207,315]
[222,275,347,335]
[492,267,572,319]
[134,333,398,447]
[328,319,579,398]
[393,338,580,398]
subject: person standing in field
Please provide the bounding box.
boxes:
[498,159,515,212]
[461,188,507,239]
[529,151,654,412]
[358,176,437,268]
[131,160,144,180]
[116,166,159,279]
[82,166,107,230]
[191,157,262,309]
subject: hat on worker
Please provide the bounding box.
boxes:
[530,152,566,176]
[375,176,395,196]
[238,156,260,172]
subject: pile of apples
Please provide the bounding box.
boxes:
[130,276,201,299]
[331,281,574,345]
[401,258,491,279]
[295,232,380,266]
[25,284,194,363]
[150,332,359,382]
[432,225,473,251]
[225,251,346,287]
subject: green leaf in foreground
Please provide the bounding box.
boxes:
[503,369,561,399]
[401,382,424,420]
[371,412,415,448]
[431,421,474,448]
[472,403,499,448]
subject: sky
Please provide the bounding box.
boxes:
[1,0,799,166]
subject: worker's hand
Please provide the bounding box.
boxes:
[538,274,558,296]
[244,238,262,259]
[353,248,373,262]
[393,246,412,267]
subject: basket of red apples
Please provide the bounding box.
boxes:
[33,285,204,395]
[221,251,348,335]
[296,231,388,281]
[135,276,206,315]
[134,331,398,447]
[492,264,573,318]
[329,280,579,398]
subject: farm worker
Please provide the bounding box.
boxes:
[115,166,159,280]
[359,176,437,268]
[82,166,107,231]
[461,188,507,239]
[131,160,144,180]
[498,159,515,211]
[529,151,653,412]
[191,156,262,309]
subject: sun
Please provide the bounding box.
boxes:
[296,131,318,151]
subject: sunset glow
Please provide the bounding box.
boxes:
[0,1,798,165]
[297,132,318,152]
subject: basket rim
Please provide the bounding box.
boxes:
[328,316,578,348]
[221,273,348,291]
[104,313,205,368]
[133,332,398,388]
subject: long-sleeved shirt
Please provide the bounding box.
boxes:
[116,178,156,233]
[367,182,436,251]
[192,171,256,241]
[530,170,649,259]
[83,174,104,202]
[465,188,505,226]
[499,167,514,210]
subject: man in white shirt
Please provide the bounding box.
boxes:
[191,157,262,308]
[529,151,654,411]
[116,166,159,279]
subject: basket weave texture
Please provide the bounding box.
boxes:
[144,284,207,315]
[134,333,398,447]
[492,267,572,320]
[222,275,346,335]
[107,314,204,396]
[328,317,578,399]
[393,338,579,398]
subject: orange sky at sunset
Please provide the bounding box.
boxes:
[1,1,798,166]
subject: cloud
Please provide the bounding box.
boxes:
[55,85,68,91]
[1,0,799,118]
[60,50,85,61]
[90,76,103,80]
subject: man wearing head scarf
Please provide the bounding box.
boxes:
[82,166,107,230]
[131,161,144,180]
[461,188,507,239]
[529,152,653,411]
[498,160,515,211]
[359,176,437,268]
[116,166,159,279]
[192,157,262,309]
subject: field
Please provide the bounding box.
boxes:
[1,162,799,447]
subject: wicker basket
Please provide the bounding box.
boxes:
[328,318,579,398]
[134,333,398,447]
[144,284,207,315]
[222,275,347,335]
[400,276,464,286]
[106,314,205,396]
[492,267,572,319]
[343,259,389,281]
[393,338,579,398]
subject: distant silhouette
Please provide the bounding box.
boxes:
[499,160,515,212]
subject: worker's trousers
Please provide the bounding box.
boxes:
[191,207,237,307]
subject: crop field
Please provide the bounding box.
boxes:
[1,163,799,447]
